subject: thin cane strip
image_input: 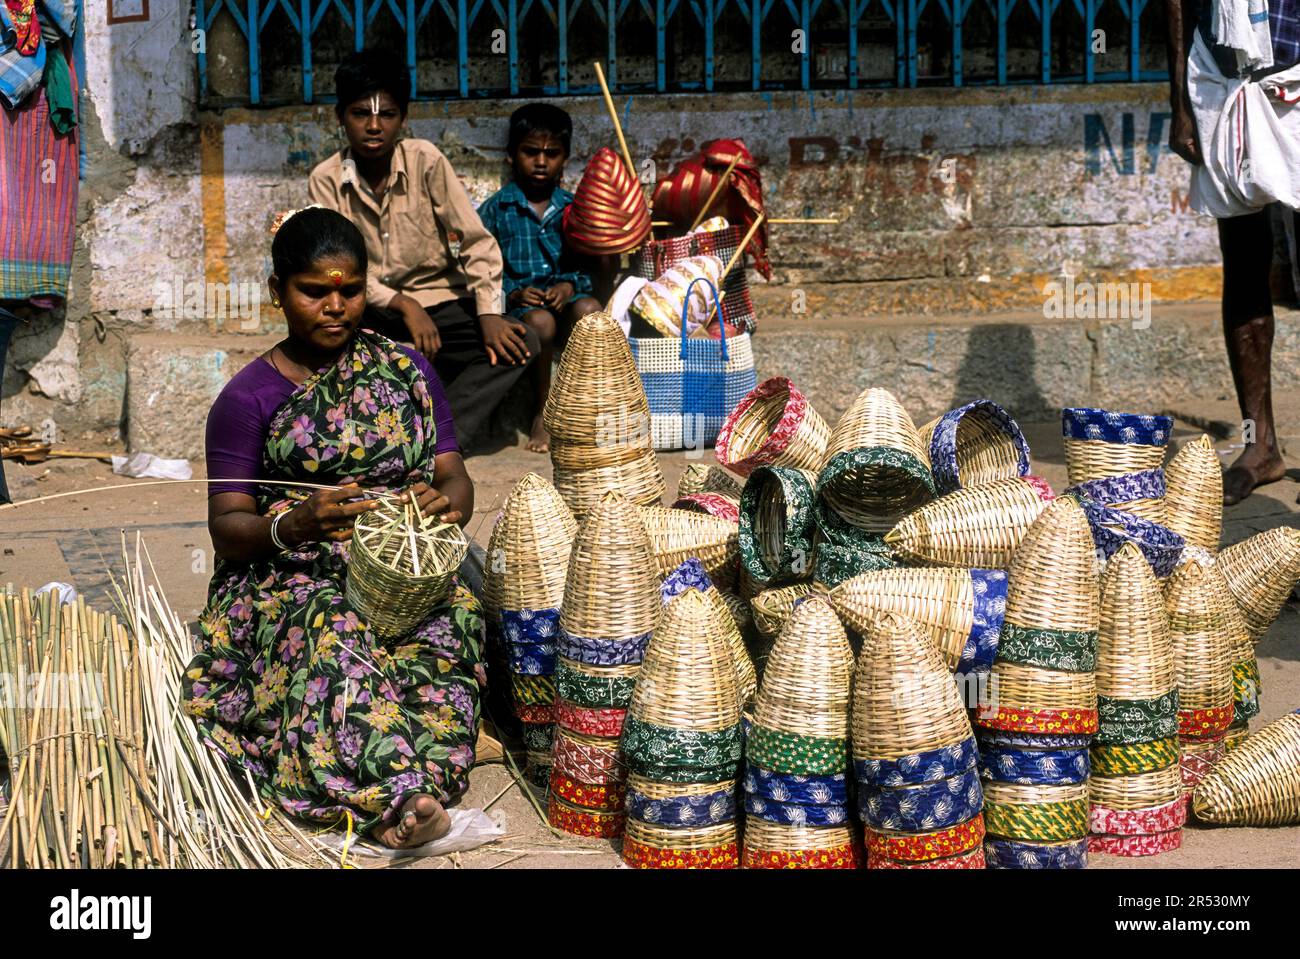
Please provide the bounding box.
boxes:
[1089,763,1185,810]
[831,567,976,671]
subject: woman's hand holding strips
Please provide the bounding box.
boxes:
[278,483,381,546]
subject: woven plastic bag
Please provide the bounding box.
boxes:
[629,277,757,452]
[634,223,757,335]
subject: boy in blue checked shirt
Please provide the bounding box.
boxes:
[478,103,600,453]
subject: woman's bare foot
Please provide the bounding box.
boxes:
[527,413,550,453]
[1222,449,1287,506]
[370,794,450,849]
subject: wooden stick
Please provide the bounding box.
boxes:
[593,62,638,183]
[707,214,767,324]
[652,217,839,227]
[687,155,741,230]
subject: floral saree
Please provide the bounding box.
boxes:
[184,331,485,832]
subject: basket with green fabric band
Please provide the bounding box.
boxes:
[752,595,854,744]
[1215,527,1300,642]
[885,476,1054,570]
[738,466,818,588]
[813,541,897,589]
[983,781,1089,842]
[1091,738,1180,777]
[1192,710,1300,826]
[556,658,639,709]
[831,567,980,673]
[746,723,849,776]
[1164,557,1236,717]
[639,504,740,589]
[1162,435,1222,552]
[851,609,975,763]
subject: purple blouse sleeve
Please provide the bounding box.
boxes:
[206,363,278,498]
[401,346,459,455]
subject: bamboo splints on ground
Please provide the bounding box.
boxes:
[0,537,327,868]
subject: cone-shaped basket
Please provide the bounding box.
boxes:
[738,466,819,588]
[639,504,740,588]
[851,610,975,761]
[885,475,1054,569]
[751,583,821,640]
[831,568,980,672]
[1095,542,1176,704]
[553,454,666,520]
[1164,558,1236,727]
[627,588,742,734]
[1062,408,1172,485]
[482,473,578,618]
[563,146,652,256]
[561,491,661,646]
[715,376,831,477]
[1217,527,1300,641]
[677,463,743,500]
[752,595,854,741]
[1003,496,1100,637]
[543,310,650,444]
[660,560,757,706]
[919,399,1032,494]
[1163,435,1222,552]
[817,387,935,533]
[1192,711,1300,826]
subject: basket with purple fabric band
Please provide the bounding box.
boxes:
[1062,408,1172,485]
[1078,497,1185,578]
[921,399,1031,495]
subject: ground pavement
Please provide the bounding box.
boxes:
[1,413,1297,869]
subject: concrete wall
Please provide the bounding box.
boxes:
[1,14,1242,453]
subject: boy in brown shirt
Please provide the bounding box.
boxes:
[308,49,538,449]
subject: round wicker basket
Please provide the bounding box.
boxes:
[638,504,740,588]
[919,399,1031,493]
[851,610,975,761]
[831,567,977,672]
[1216,527,1300,642]
[542,310,650,444]
[560,490,661,647]
[481,473,577,619]
[738,466,819,587]
[1162,435,1222,551]
[1095,542,1176,702]
[1164,558,1236,715]
[1192,710,1300,826]
[345,501,469,639]
[752,595,853,740]
[715,376,831,477]
[885,475,1053,569]
[1062,408,1172,485]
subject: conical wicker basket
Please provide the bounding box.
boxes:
[561,491,661,648]
[831,567,981,672]
[552,453,666,519]
[742,819,858,869]
[482,473,578,618]
[738,466,819,587]
[1163,435,1222,552]
[1003,496,1100,637]
[639,504,740,588]
[751,583,821,640]
[676,463,743,500]
[1095,543,1176,704]
[851,610,975,761]
[1216,527,1300,642]
[1164,558,1236,733]
[1192,710,1300,826]
[919,399,1031,494]
[1062,408,1172,485]
[346,501,470,639]
[626,587,742,734]
[817,387,935,533]
[752,595,854,741]
[717,588,753,638]
[715,376,832,477]
[543,310,650,444]
[885,476,1054,569]
[660,560,758,706]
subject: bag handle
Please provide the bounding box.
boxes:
[680,276,727,362]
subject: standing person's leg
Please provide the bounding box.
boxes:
[430,299,540,451]
[1219,209,1287,505]
[0,307,18,505]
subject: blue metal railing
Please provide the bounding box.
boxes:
[195,0,1167,104]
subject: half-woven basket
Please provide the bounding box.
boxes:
[481,473,578,618]
[1095,542,1176,704]
[639,504,740,589]
[885,475,1054,569]
[752,595,854,741]
[542,309,650,444]
[552,453,666,519]
[919,399,1031,494]
[831,567,984,672]
[715,376,831,477]
[1062,407,1172,485]
[1216,527,1300,642]
[851,609,975,761]
[817,387,935,533]
[1192,710,1300,826]
[1162,435,1222,552]
[676,463,743,500]
[660,559,758,706]
[1164,558,1236,726]
[561,490,661,650]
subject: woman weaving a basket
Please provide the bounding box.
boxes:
[184,207,483,849]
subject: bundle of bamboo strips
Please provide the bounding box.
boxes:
[0,536,329,868]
